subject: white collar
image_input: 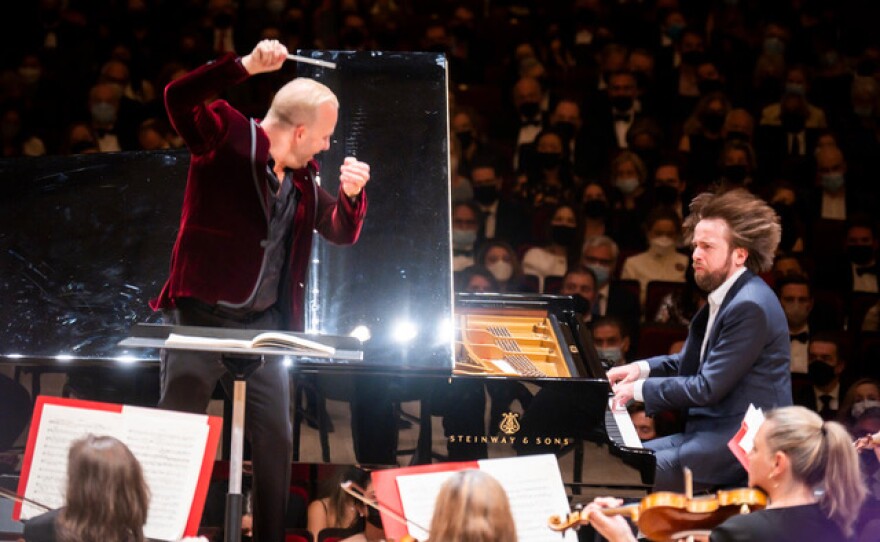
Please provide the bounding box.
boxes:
[708,266,747,308]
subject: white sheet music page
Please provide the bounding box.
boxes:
[478,455,577,542]
[122,406,210,542]
[21,405,122,519]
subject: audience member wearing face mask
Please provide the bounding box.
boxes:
[620,208,688,307]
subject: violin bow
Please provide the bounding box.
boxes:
[340,480,430,539]
[0,486,51,512]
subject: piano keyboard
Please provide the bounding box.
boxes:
[605,399,643,449]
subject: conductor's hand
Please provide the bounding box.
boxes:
[241,39,288,75]
[584,497,637,542]
[340,157,370,198]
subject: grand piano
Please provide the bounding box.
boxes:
[0,51,653,505]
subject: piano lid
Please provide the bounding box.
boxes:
[0,51,453,371]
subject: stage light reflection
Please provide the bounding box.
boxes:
[349,325,371,342]
[392,320,418,343]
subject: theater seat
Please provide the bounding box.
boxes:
[636,324,689,359]
[285,528,313,542]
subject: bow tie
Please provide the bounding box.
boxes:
[790,332,809,343]
[856,266,877,276]
[520,119,542,127]
[613,112,632,122]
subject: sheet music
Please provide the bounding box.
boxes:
[394,455,576,542]
[395,471,457,540]
[738,404,765,453]
[122,407,210,541]
[479,455,577,542]
[21,405,122,518]
[20,401,214,541]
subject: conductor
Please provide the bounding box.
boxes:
[150,40,369,542]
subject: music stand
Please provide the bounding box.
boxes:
[120,323,362,542]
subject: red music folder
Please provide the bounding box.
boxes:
[13,396,222,541]
[727,404,765,471]
[371,454,576,542]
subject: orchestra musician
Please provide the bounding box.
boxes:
[427,470,518,542]
[608,189,791,491]
[150,39,369,542]
[584,406,866,542]
[23,435,150,542]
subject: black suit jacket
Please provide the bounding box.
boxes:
[22,508,60,542]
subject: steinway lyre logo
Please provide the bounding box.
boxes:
[499,412,520,435]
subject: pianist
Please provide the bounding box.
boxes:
[149,40,369,542]
[608,189,791,492]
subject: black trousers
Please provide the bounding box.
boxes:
[159,300,292,542]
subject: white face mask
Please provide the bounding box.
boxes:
[648,235,675,255]
[852,399,880,418]
[487,260,514,282]
[615,177,640,195]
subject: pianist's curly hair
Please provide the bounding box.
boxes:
[683,188,781,273]
[56,435,150,542]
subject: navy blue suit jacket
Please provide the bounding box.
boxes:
[642,269,792,485]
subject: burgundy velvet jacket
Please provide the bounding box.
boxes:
[150,53,367,330]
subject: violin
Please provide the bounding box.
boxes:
[548,488,766,542]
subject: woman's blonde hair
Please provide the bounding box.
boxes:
[56,435,150,542]
[763,406,866,538]
[266,77,339,127]
[428,470,517,542]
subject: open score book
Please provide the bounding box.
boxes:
[165,331,336,356]
[14,396,222,541]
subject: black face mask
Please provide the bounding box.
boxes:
[654,185,679,206]
[681,50,705,66]
[610,95,634,112]
[455,130,474,149]
[554,121,576,142]
[701,111,725,133]
[537,152,562,170]
[473,184,499,206]
[780,112,807,133]
[213,12,233,29]
[847,245,875,265]
[807,360,836,387]
[726,130,749,143]
[722,164,749,184]
[519,102,540,119]
[698,79,724,95]
[583,199,608,218]
[551,225,577,246]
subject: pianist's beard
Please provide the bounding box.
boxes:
[694,253,733,293]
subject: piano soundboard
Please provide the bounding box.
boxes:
[454,308,578,378]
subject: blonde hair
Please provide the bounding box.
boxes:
[684,188,781,273]
[763,406,866,538]
[266,77,338,127]
[429,470,518,542]
[57,435,150,542]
